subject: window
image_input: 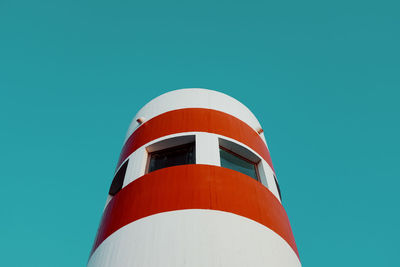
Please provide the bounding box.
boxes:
[219,146,259,181]
[147,142,195,173]
[274,175,282,200]
[109,160,129,196]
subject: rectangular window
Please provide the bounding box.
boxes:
[219,146,259,181]
[148,142,195,173]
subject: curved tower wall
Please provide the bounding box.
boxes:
[88,88,301,267]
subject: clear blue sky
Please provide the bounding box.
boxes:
[1,1,399,266]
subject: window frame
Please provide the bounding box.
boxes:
[219,145,261,182]
[146,141,196,174]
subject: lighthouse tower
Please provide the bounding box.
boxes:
[88,89,301,267]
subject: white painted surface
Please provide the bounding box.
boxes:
[195,133,220,166]
[124,88,268,145]
[259,160,281,201]
[88,210,300,267]
[122,148,147,188]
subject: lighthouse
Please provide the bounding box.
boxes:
[88,88,301,267]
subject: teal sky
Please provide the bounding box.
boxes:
[1,1,399,266]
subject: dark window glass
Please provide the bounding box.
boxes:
[274,175,282,200]
[219,147,259,181]
[109,160,129,196]
[148,142,195,173]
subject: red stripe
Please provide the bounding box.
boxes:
[117,108,274,172]
[92,165,299,258]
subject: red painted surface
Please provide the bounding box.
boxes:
[92,165,299,258]
[117,108,274,172]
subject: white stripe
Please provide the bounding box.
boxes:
[88,210,300,267]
